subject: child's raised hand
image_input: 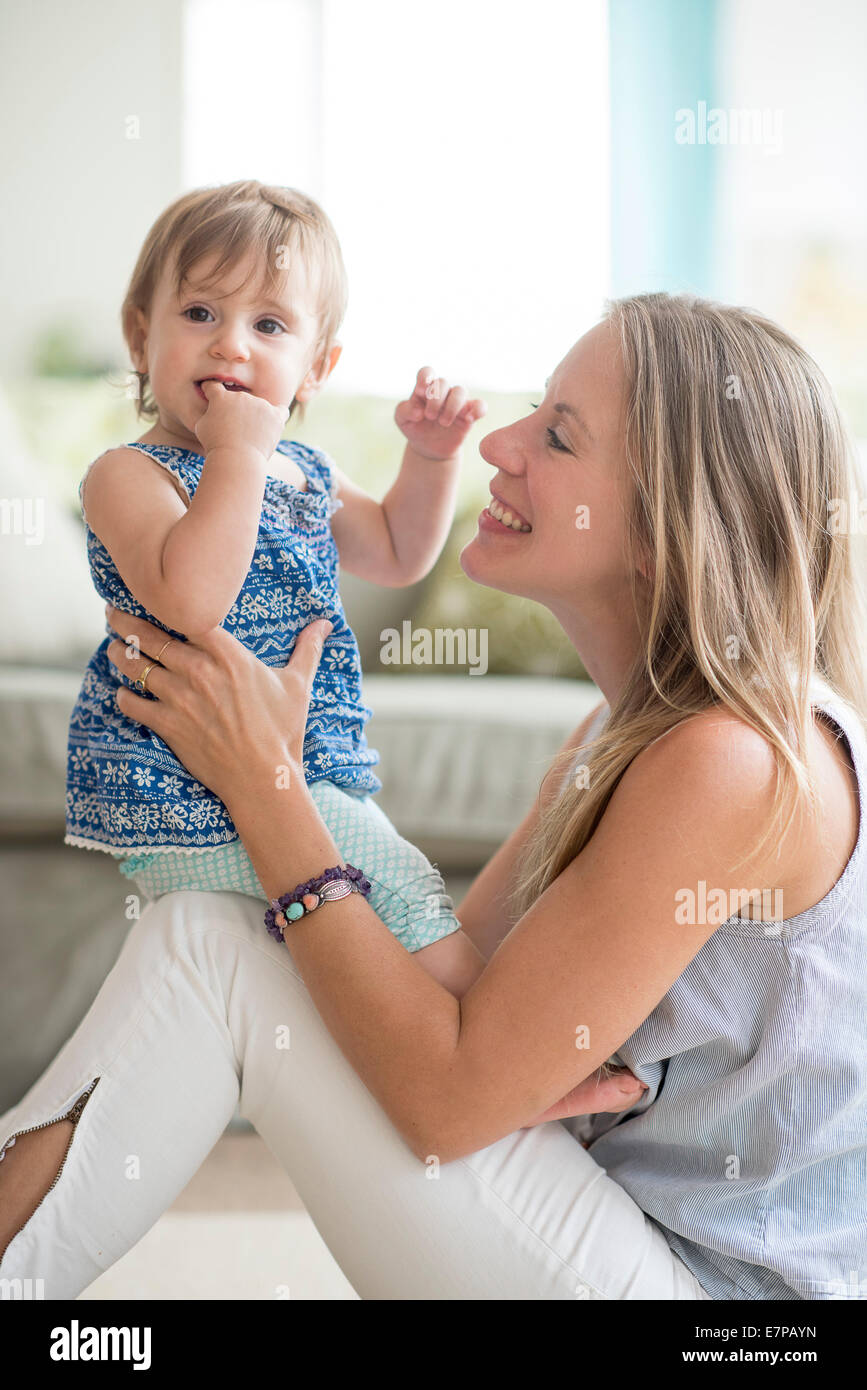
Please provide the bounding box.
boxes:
[194,379,291,465]
[395,367,487,461]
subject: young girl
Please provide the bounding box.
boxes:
[65,179,492,991]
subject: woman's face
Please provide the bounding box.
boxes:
[460,319,640,621]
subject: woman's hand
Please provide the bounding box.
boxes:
[104,605,333,807]
[395,365,487,461]
[520,1067,648,1131]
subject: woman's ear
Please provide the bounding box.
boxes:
[296,342,342,402]
[634,539,654,586]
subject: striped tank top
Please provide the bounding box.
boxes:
[567,679,867,1300]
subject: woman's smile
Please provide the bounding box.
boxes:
[478,501,533,535]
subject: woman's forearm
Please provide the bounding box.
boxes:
[227,773,463,1160]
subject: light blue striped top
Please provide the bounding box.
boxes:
[569,681,867,1300]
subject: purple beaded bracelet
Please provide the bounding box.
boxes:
[265,863,372,941]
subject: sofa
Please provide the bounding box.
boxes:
[0,383,601,1118]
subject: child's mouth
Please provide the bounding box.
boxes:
[195,379,250,398]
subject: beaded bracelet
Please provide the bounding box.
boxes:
[265,863,373,941]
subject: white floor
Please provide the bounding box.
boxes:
[78,1127,359,1300]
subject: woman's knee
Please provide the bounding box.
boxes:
[134,889,266,953]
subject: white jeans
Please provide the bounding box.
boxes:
[0,890,711,1300]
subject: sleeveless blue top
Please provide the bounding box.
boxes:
[567,679,867,1300]
[65,440,381,855]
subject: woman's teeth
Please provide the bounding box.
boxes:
[488,500,531,532]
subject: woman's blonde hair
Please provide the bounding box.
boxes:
[118,179,348,426]
[510,292,867,947]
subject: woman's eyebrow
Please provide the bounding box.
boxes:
[543,377,595,443]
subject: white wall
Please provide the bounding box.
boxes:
[714,0,867,431]
[0,0,185,381]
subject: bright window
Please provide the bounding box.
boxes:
[182,0,610,393]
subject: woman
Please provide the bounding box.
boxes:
[1,293,864,1300]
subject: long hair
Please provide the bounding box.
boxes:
[118,179,348,425]
[510,292,867,936]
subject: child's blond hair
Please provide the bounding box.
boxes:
[119,179,348,426]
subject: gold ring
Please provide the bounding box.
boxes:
[136,662,156,694]
[154,637,175,664]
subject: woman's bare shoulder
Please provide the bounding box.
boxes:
[618,703,807,890]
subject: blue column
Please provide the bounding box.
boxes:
[609,0,721,297]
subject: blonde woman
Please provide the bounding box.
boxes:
[1,294,864,1300]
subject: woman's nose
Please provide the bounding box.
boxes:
[479,424,522,473]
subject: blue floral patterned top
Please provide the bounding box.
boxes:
[65,440,381,855]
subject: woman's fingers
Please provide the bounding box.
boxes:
[115,682,176,740]
[106,637,181,702]
[279,619,333,698]
[520,1067,647,1128]
[105,606,187,667]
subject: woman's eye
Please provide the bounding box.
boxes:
[528,402,569,452]
[546,427,569,452]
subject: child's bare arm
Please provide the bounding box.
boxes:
[413,929,487,999]
[82,382,287,636]
[329,366,486,586]
[82,445,268,636]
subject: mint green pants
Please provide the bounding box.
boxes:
[116,780,461,954]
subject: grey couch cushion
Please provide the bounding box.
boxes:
[362,674,601,865]
[0,843,134,1113]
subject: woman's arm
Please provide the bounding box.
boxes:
[105,610,778,1164]
[455,700,607,962]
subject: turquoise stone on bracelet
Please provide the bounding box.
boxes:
[286,902,305,921]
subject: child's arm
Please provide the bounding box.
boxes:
[82,383,289,637]
[329,367,487,586]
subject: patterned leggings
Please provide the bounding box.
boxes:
[117,780,461,954]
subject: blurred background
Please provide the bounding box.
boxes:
[1,0,865,1298]
[3,0,865,679]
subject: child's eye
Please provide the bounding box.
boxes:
[528,401,569,452]
[183,306,285,335]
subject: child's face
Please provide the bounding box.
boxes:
[131,246,334,451]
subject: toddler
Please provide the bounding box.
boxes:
[65,179,487,990]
